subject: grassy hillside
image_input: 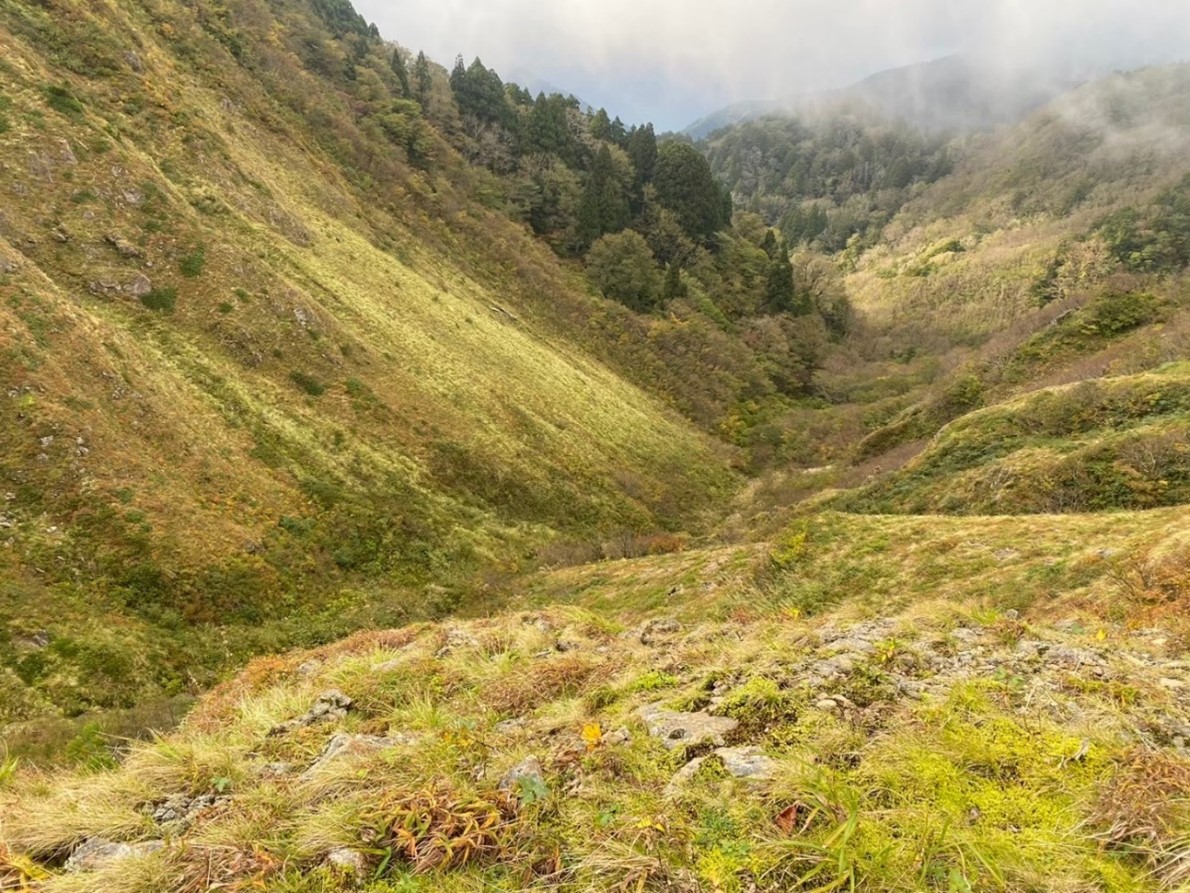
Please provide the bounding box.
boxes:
[0,0,737,724]
[2,4,1190,892]
[2,507,1186,892]
[846,65,1190,349]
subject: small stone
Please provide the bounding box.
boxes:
[716,746,777,780]
[325,848,368,875]
[126,273,152,297]
[666,746,777,793]
[65,839,163,872]
[149,793,225,826]
[498,756,544,794]
[104,233,143,258]
[1047,645,1102,668]
[302,733,400,778]
[1159,678,1186,690]
[601,727,631,746]
[268,689,352,736]
[1003,609,1020,621]
[434,627,480,657]
[640,618,681,645]
[815,698,839,711]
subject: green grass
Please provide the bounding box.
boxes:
[139,287,177,313]
[840,363,1190,514]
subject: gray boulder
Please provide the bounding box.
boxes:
[65,838,163,872]
[638,703,738,751]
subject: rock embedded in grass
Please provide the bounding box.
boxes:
[268,689,352,735]
[302,732,415,777]
[638,618,681,645]
[64,838,163,872]
[498,755,545,793]
[638,703,739,750]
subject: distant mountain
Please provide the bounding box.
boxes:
[503,65,590,107]
[685,55,1087,139]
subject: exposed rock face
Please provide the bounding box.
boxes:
[638,703,739,750]
[65,839,164,872]
[126,273,152,296]
[104,233,143,258]
[268,689,352,735]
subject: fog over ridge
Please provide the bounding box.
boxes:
[354,1,1190,131]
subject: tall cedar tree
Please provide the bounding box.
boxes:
[390,48,411,98]
[414,51,432,110]
[526,93,576,163]
[653,141,725,240]
[577,145,630,250]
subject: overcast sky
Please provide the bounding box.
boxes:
[354,1,1190,131]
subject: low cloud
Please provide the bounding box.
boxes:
[356,0,1190,129]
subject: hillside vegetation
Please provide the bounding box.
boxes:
[1,1,1189,892]
[0,0,746,723]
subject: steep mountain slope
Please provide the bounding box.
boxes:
[0,0,735,722]
[847,65,1190,347]
[2,5,1190,892]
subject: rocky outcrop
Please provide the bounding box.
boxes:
[268,690,352,736]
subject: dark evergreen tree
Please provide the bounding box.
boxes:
[525,93,575,162]
[760,229,779,260]
[576,145,630,249]
[662,263,686,302]
[610,116,628,146]
[390,48,411,98]
[653,141,725,239]
[414,51,432,110]
[590,108,613,142]
[626,124,658,184]
[764,255,796,314]
[449,54,466,94]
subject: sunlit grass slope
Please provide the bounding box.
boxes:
[0,0,733,723]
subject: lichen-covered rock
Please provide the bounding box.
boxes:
[149,793,227,825]
[325,847,368,875]
[104,233,143,258]
[126,273,152,297]
[639,618,681,645]
[268,689,352,735]
[638,703,738,750]
[65,839,163,872]
[302,732,407,777]
[498,755,545,793]
[667,746,778,793]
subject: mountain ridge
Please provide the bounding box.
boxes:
[684,54,1088,139]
